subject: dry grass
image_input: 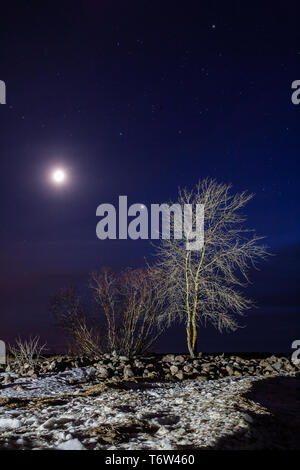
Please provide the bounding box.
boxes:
[8,336,46,367]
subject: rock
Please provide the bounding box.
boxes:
[264,364,275,372]
[85,367,96,379]
[233,356,242,363]
[170,365,179,375]
[13,385,25,391]
[285,362,295,372]
[175,370,184,380]
[3,374,13,385]
[134,360,145,368]
[106,362,114,369]
[174,355,185,363]
[234,371,242,377]
[272,361,281,372]
[49,361,57,371]
[162,354,175,363]
[268,355,278,363]
[27,369,37,377]
[119,356,129,362]
[124,367,134,379]
[226,365,234,376]
[97,367,109,379]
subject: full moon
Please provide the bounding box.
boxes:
[52,168,66,184]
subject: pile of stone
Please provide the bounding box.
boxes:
[1,352,299,383]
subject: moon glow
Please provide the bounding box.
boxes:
[52,168,66,184]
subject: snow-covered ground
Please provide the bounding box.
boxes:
[0,368,299,450]
[0,368,97,399]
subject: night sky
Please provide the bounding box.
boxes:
[0,2,299,353]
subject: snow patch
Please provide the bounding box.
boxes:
[0,418,21,430]
[56,438,86,450]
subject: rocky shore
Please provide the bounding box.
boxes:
[0,353,299,450]
[1,352,299,386]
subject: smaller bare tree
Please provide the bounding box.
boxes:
[9,336,46,367]
[50,287,101,356]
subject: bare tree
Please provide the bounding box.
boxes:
[154,179,270,357]
[119,268,166,355]
[69,316,102,356]
[90,267,165,355]
[50,287,101,356]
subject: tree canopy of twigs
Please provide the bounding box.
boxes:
[50,287,101,356]
[154,178,270,357]
[90,267,166,356]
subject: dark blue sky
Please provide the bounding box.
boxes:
[0,1,299,352]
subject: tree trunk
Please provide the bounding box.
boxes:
[186,321,194,357]
[192,314,198,356]
[192,331,198,356]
